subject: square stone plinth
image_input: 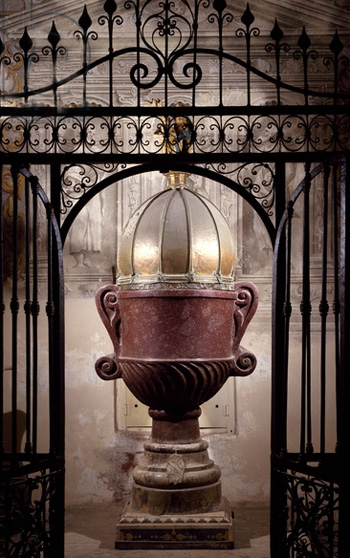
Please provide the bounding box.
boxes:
[115,500,234,550]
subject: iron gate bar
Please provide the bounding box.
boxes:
[10,167,19,467]
[2,153,348,165]
[332,164,341,452]
[280,454,340,480]
[320,164,330,456]
[0,162,2,463]
[337,155,350,558]
[301,162,313,457]
[24,177,31,456]
[32,174,39,456]
[282,180,292,452]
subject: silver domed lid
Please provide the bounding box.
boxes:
[117,173,235,288]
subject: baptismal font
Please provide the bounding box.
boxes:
[95,169,258,549]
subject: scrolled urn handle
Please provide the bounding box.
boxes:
[230,281,259,377]
[95,353,121,381]
[95,285,121,381]
[231,346,257,377]
[232,281,258,350]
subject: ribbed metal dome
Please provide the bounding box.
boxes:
[117,174,235,287]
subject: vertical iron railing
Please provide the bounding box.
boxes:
[0,163,3,463]
[337,156,350,558]
[271,156,348,557]
[319,165,330,456]
[32,175,39,457]
[300,163,313,457]
[10,167,19,467]
[271,161,288,558]
[24,176,32,455]
[0,166,65,557]
[332,165,341,453]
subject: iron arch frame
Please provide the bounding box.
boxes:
[60,162,276,247]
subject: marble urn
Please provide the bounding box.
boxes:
[95,172,258,547]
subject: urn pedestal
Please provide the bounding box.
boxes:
[95,174,258,549]
[95,283,258,549]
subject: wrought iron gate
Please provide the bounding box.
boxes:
[0,167,65,556]
[271,156,350,557]
[0,1,349,556]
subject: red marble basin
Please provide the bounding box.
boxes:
[95,283,258,414]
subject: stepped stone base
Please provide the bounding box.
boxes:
[115,498,234,550]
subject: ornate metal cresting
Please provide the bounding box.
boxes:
[0,0,349,167]
[95,172,258,547]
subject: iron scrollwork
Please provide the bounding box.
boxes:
[60,162,122,214]
[1,111,349,160]
[205,161,275,216]
[0,0,347,224]
[283,470,339,558]
[0,468,64,557]
[0,2,348,143]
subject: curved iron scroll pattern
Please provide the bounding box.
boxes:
[60,162,123,214]
[1,114,349,156]
[60,161,274,217]
[0,468,64,557]
[284,471,339,558]
[205,161,275,216]
[129,0,203,92]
